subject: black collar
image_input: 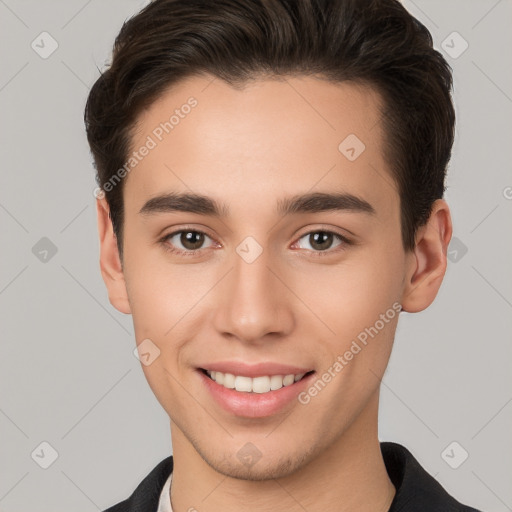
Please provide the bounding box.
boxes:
[381,442,481,511]
[103,442,481,511]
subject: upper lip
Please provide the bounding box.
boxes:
[199,361,314,378]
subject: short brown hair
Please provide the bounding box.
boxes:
[84,0,455,261]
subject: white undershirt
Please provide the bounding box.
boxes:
[156,472,173,512]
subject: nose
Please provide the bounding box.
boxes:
[211,247,295,345]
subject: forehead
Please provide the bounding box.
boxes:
[125,74,397,219]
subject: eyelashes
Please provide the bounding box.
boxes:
[160,229,217,256]
[159,227,353,258]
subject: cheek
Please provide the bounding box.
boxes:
[123,253,202,415]
[293,245,404,334]
[122,232,188,335]
[122,240,212,373]
[293,249,403,411]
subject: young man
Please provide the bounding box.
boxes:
[85,0,482,510]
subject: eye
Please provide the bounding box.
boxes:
[159,227,352,258]
[293,229,351,255]
[160,229,216,256]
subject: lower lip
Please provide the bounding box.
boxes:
[197,369,315,418]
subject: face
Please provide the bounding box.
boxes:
[98,74,446,480]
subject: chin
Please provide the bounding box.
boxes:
[200,444,317,482]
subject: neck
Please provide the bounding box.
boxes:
[169,391,395,512]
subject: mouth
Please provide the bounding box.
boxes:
[199,368,315,394]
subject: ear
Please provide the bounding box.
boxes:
[96,197,131,314]
[401,199,453,313]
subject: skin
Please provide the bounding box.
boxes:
[96,74,452,512]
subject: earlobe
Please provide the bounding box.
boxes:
[96,197,132,315]
[401,199,453,313]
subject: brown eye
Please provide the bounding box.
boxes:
[308,231,335,251]
[295,230,349,254]
[179,231,205,250]
[163,230,214,254]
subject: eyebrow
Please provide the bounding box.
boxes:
[139,191,376,217]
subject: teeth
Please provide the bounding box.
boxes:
[223,373,236,389]
[270,375,284,390]
[234,375,253,392]
[205,370,307,393]
[252,376,270,393]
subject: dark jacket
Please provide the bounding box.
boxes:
[103,442,482,512]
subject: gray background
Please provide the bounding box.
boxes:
[0,0,511,510]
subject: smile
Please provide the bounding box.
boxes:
[202,369,313,394]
